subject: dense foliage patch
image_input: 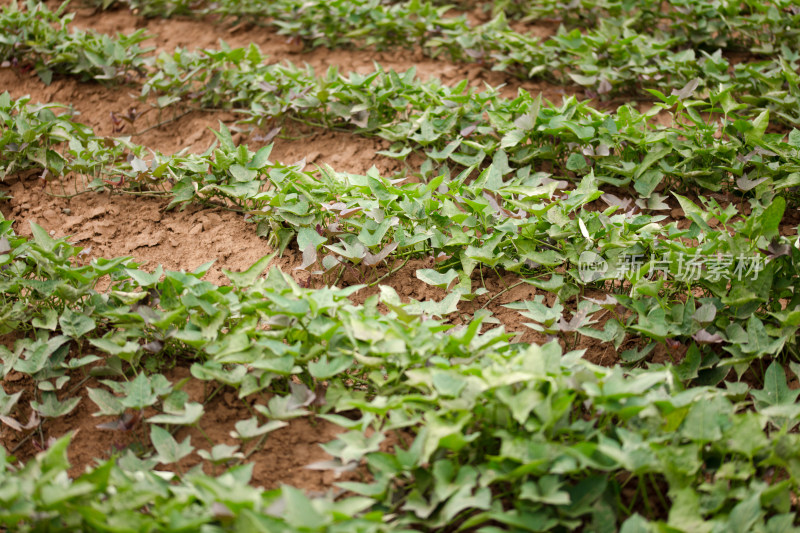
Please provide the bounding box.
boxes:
[2,0,800,531]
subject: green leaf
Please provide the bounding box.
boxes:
[223,252,276,287]
[673,194,711,232]
[37,68,53,86]
[0,388,22,416]
[282,486,327,529]
[522,248,565,267]
[229,164,257,182]
[211,122,235,151]
[692,303,717,323]
[89,338,140,360]
[320,430,384,464]
[150,425,194,464]
[255,383,315,420]
[59,309,96,339]
[125,266,163,287]
[416,268,459,289]
[725,493,762,533]
[724,412,768,458]
[297,226,326,251]
[41,433,71,470]
[568,73,597,86]
[121,373,158,409]
[751,362,800,409]
[14,336,70,375]
[620,514,650,533]
[147,402,204,425]
[192,260,215,278]
[32,309,59,331]
[197,443,243,463]
[308,355,352,379]
[745,110,769,145]
[87,387,125,416]
[788,129,800,148]
[441,485,491,523]
[680,395,730,443]
[432,371,467,398]
[500,128,527,149]
[566,153,587,171]
[30,221,57,252]
[31,392,80,418]
[231,418,288,440]
[634,169,663,198]
[248,145,273,169]
[675,343,701,381]
[634,146,671,180]
[450,150,486,168]
[758,196,785,241]
[366,174,398,202]
[412,290,463,318]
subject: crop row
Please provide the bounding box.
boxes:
[145,45,800,196]
[0,1,151,84]
[227,0,800,99]
[4,4,800,200]
[88,0,800,56]
[2,92,799,378]
[2,218,800,530]
[494,0,800,52]
[4,1,800,117]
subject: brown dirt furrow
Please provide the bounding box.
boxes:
[0,361,356,491]
[0,67,234,153]
[264,125,406,177]
[1,174,271,284]
[0,67,401,175]
[159,367,358,491]
[63,2,575,102]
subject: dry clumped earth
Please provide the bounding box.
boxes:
[0,3,614,490]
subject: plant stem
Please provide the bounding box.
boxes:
[480,280,525,309]
[130,110,193,137]
[367,257,410,287]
